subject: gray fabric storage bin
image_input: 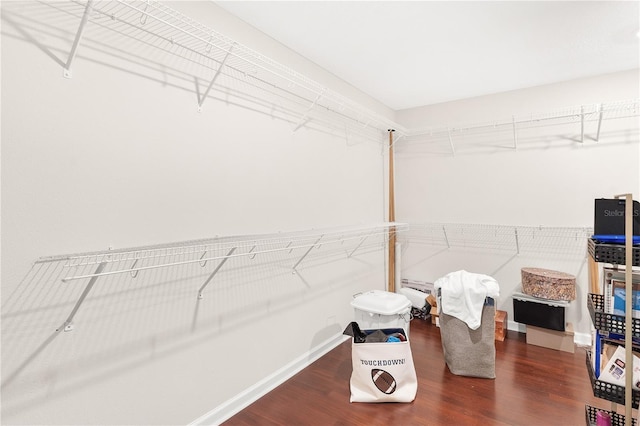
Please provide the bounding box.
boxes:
[439,298,496,379]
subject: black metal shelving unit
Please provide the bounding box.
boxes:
[586,194,638,426]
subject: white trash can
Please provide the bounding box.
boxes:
[351,290,412,337]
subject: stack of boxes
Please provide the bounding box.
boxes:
[513,267,576,353]
[427,294,438,326]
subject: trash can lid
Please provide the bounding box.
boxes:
[351,290,412,315]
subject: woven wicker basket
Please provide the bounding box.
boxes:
[521,267,576,301]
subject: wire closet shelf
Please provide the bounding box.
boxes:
[42,223,405,278]
[399,99,640,155]
[63,0,404,144]
[34,223,405,331]
[60,1,637,151]
[399,223,594,257]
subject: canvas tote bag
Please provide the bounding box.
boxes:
[349,329,417,403]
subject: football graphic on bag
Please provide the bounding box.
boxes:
[371,369,396,394]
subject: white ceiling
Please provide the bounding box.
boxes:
[215,1,640,111]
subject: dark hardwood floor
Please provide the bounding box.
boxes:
[224,318,605,425]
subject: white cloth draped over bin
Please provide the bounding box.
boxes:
[434,270,500,329]
[435,270,500,378]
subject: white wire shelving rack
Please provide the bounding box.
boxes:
[29,223,405,332]
[398,99,640,156]
[398,222,593,258]
[58,0,404,144]
[20,1,637,151]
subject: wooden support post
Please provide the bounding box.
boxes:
[388,129,396,293]
[588,256,600,294]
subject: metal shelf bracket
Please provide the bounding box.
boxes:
[198,44,235,112]
[56,261,107,332]
[596,103,604,142]
[63,0,94,78]
[447,128,455,156]
[292,235,323,272]
[348,233,371,258]
[293,90,325,133]
[197,246,236,299]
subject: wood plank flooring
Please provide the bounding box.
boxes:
[224,318,607,425]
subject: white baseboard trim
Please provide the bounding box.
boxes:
[507,319,526,333]
[573,331,591,347]
[189,333,350,426]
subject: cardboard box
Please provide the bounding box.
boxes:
[495,310,507,341]
[430,306,439,327]
[526,322,574,353]
[426,294,437,308]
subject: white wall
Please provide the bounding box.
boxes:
[395,69,640,341]
[3,1,639,423]
[1,2,392,424]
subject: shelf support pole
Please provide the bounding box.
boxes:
[198,44,235,112]
[56,261,107,332]
[292,236,323,271]
[388,129,396,292]
[63,0,94,78]
[197,247,236,299]
[595,104,604,142]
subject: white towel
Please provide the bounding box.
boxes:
[434,270,500,330]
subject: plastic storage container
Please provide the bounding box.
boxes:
[351,290,412,337]
[512,290,569,331]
